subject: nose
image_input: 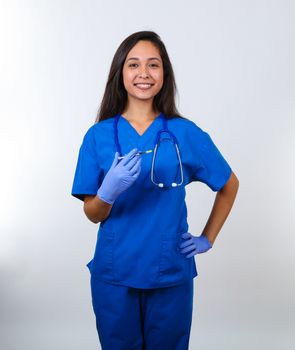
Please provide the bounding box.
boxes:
[139,66,149,78]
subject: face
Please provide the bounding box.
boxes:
[122,40,164,103]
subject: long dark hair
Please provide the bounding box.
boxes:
[95,31,185,123]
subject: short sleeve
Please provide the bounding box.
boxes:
[71,126,104,201]
[190,126,232,191]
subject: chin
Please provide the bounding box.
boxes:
[128,91,157,101]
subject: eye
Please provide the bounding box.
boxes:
[128,63,159,68]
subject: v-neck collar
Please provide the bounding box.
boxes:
[118,112,164,149]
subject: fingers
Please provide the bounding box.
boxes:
[181,244,196,254]
[132,167,141,179]
[179,238,193,249]
[125,154,141,171]
[119,148,138,166]
[129,157,142,176]
[185,250,197,259]
[110,152,119,169]
[181,232,191,240]
[180,232,195,256]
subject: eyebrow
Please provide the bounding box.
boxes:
[126,57,161,62]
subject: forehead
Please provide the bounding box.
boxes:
[126,40,161,60]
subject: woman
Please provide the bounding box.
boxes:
[71,30,239,350]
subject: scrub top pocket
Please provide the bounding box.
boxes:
[158,230,196,284]
[90,226,115,281]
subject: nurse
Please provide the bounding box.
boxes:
[71,31,239,350]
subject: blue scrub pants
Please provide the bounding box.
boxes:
[89,277,194,350]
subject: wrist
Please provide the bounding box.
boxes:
[199,234,213,251]
[201,233,211,243]
[96,188,116,205]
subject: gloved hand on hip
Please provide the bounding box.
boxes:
[179,233,212,258]
[96,148,142,205]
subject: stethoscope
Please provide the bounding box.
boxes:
[113,113,184,188]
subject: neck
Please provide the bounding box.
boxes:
[122,100,159,123]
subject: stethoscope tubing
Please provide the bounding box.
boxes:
[114,113,184,188]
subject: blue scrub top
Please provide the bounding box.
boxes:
[71,114,232,289]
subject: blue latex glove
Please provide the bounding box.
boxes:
[96,148,142,204]
[179,232,212,258]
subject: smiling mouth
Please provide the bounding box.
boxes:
[134,83,154,90]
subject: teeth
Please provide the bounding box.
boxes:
[135,84,152,88]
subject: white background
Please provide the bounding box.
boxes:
[1,0,294,349]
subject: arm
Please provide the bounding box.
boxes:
[83,195,113,224]
[201,171,239,246]
[82,148,142,224]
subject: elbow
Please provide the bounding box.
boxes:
[85,212,100,224]
[83,195,111,224]
[90,217,100,224]
[83,206,100,224]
